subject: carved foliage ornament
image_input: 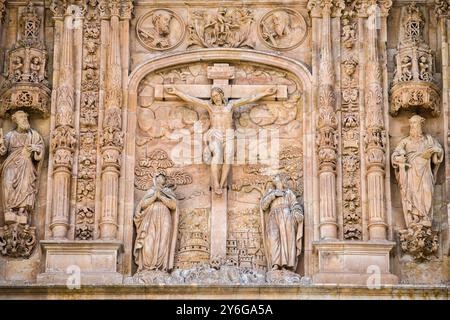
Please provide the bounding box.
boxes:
[188,7,254,49]
[137,9,186,51]
[258,8,308,51]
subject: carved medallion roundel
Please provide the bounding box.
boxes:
[258,8,307,51]
[136,9,186,51]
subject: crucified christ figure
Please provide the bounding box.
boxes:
[165,85,277,195]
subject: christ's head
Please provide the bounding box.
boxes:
[409,115,425,138]
[211,87,226,106]
[12,110,30,132]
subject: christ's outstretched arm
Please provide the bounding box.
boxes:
[165,86,211,112]
[230,86,277,109]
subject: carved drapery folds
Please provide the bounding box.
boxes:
[392,115,443,261]
[0,1,51,118]
[390,3,440,116]
[99,0,124,240]
[364,1,390,240]
[50,5,78,239]
[309,0,339,240]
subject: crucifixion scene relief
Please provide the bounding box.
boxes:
[0,0,448,300]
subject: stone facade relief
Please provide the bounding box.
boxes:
[137,9,186,51]
[390,3,440,116]
[134,59,305,284]
[392,115,443,260]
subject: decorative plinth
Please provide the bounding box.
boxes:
[37,240,123,285]
[312,241,398,285]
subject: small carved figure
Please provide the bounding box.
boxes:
[30,56,41,81]
[400,56,413,81]
[341,16,356,49]
[418,55,432,81]
[0,111,44,225]
[133,173,179,272]
[11,56,24,79]
[260,174,303,271]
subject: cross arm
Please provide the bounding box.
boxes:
[164,85,211,111]
[230,86,278,109]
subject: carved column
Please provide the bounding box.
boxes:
[50,6,77,239]
[99,0,124,240]
[317,0,339,240]
[363,2,390,241]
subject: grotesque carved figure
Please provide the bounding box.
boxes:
[133,173,179,272]
[392,115,443,260]
[165,85,276,194]
[0,110,44,225]
[260,174,303,272]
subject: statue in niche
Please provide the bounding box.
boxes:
[392,115,443,260]
[165,85,277,195]
[0,110,44,225]
[133,172,179,272]
[260,174,303,272]
[11,56,24,79]
[392,115,443,226]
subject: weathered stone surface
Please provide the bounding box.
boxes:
[0,0,448,299]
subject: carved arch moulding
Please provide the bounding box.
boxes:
[123,49,315,284]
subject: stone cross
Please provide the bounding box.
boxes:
[155,63,287,261]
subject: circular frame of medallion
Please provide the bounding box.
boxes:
[258,8,308,51]
[136,9,186,52]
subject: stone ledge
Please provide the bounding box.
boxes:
[0,284,447,300]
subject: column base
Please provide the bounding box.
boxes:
[312,241,398,285]
[37,240,123,285]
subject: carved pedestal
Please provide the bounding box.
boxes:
[312,241,398,285]
[37,241,123,285]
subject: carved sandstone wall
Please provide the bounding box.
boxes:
[0,0,448,295]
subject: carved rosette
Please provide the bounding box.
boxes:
[0,1,50,118]
[75,1,101,240]
[340,1,362,240]
[390,3,440,116]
